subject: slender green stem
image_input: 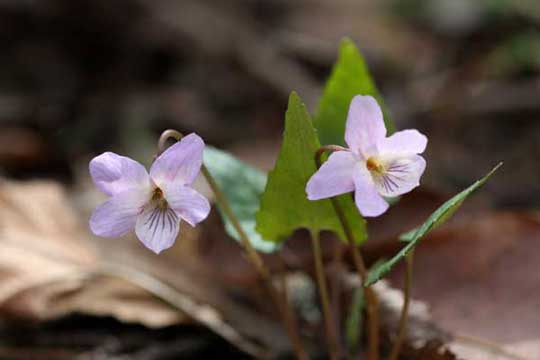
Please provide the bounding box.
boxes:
[316,146,380,360]
[389,250,414,360]
[159,129,307,360]
[311,231,339,360]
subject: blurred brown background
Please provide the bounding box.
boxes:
[1,0,538,207]
[0,0,539,359]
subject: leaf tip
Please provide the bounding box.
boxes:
[491,162,504,174]
[288,91,300,103]
[364,274,378,287]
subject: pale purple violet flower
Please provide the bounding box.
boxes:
[306,95,427,217]
[89,133,211,254]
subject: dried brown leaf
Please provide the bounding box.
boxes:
[388,211,540,360]
[0,179,290,357]
[0,179,182,327]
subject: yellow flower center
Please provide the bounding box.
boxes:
[366,157,385,175]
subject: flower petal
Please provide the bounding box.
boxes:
[373,154,426,197]
[90,152,150,196]
[306,151,357,200]
[345,95,386,157]
[165,186,211,227]
[150,133,204,188]
[89,189,148,238]
[353,169,389,217]
[135,204,180,254]
[378,129,427,155]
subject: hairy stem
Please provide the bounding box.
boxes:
[158,129,307,360]
[311,230,339,360]
[389,250,414,360]
[316,146,380,360]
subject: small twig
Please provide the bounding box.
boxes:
[315,146,380,360]
[12,265,266,357]
[277,253,307,360]
[310,230,339,360]
[329,242,346,350]
[453,334,528,360]
[97,264,265,357]
[315,145,348,163]
[389,250,414,360]
[158,129,307,360]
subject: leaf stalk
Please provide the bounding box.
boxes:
[389,250,414,360]
[310,230,340,360]
[316,145,380,360]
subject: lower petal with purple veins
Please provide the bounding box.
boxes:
[135,204,181,254]
[353,169,389,217]
[372,154,426,197]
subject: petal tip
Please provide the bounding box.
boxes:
[138,235,175,255]
[360,207,389,218]
[151,133,206,186]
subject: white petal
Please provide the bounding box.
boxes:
[345,95,386,158]
[150,133,204,188]
[306,151,358,200]
[89,189,149,237]
[372,154,426,197]
[353,168,389,217]
[164,186,210,227]
[135,204,181,254]
[378,129,427,155]
[89,152,150,196]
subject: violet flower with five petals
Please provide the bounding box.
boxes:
[306,95,427,217]
[89,133,211,254]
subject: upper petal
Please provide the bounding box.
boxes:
[90,152,150,196]
[353,169,389,217]
[378,129,427,155]
[373,154,426,197]
[135,203,180,254]
[150,133,204,188]
[345,95,386,158]
[165,186,211,227]
[306,151,357,200]
[89,189,149,238]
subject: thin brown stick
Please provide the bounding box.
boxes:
[311,230,339,360]
[315,145,348,162]
[454,334,528,360]
[329,241,345,351]
[158,129,307,360]
[316,147,380,360]
[99,264,266,357]
[389,250,414,360]
[277,254,307,360]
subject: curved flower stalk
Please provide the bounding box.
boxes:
[89,133,211,254]
[306,95,427,217]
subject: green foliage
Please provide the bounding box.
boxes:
[365,163,502,286]
[203,146,279,253]
[313,38,395,146]
[256,92,366,244]
[487,32,540,75]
